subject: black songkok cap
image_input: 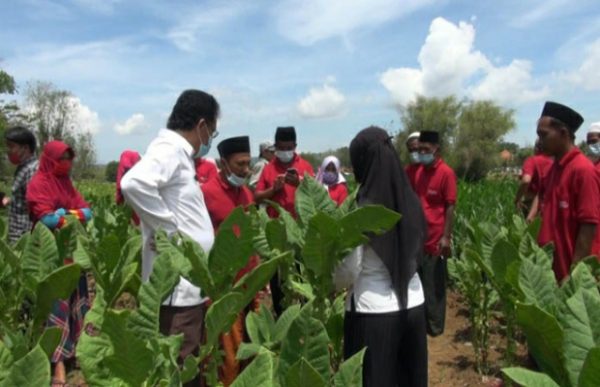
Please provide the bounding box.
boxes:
[275,126,296,142]
[419,130,439,144]
[217,136,250,158]
[541,101,584,132]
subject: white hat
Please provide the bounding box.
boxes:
[588,122,600,134]
[406,132,420,142]
[259,140,275,152]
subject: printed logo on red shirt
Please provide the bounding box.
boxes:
[427,189,438,196]
[559,200,569,209]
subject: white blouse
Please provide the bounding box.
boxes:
[334,245,424,313]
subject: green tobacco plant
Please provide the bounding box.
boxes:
[0,223,83,387]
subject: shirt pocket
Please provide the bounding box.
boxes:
[425,186,444,206]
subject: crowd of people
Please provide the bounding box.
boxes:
[2,89,599,386]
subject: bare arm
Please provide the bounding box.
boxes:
[526,194,540,223]
[514,174,532,207]
[573,223,597,264]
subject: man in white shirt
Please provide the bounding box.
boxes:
[121,89,219,386]
[248,140,275,190]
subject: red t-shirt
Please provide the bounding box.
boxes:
[537,148,600,281]
[201,173,258,280]
[522,155,553,195]
[195,158,218,184]
[405,163,419,190]
[328,183,348,206]
[256,154,315,218]
[414,158,457,256]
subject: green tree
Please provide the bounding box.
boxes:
[105,161,119,183]
[25,81,97,179]
[452,101,515,181]
[0,69,20,181]
[396,95,462,150]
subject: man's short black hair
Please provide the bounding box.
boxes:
[166,89,220,131]
[5,125,36,152]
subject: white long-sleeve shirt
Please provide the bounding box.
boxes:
[335,245,424,313]
[121,129,214,307]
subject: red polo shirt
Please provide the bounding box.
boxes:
[405,163,419,190]
[538,148,600,281]
[414,158,457,256]
[255,154,314,218]
[195,158,218,184]
[201,173,257,280]
[522,155,553,195]
[328,183,348,206]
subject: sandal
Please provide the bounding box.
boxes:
[51,378,67,387]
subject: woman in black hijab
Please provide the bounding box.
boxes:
[337,126,428,387]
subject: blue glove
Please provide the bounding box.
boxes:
[55,208,67,217]
[81,208,92,221]
[40,213,61,229]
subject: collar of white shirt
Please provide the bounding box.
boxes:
[158,128,195,158]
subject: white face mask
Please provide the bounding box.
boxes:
[409,151,420,164]
[589,143,600,157]
[194,124,213,159]
[419,153,435,165]
[222,160,247,187]
[275,150,294,164]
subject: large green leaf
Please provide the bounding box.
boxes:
[301,212,340,278]
[333,348,366,387]
[38,327,62,360]
[22,223,59,290]
[268,201,305,247]
[515,303,569,386]
[0,345,50,387]
[559,289,600,387]
[489,239,520,291]
[285,357,327,387]
[295,175,337,226]
[338,205,401,250]
[230,350,275,387]
[265,219,287,252]
[0,342,13,384]
[579,347,600,387]
[272,304,301,343]
[103,310,154,386]
[205,292,244,347]
[208,207,255,296]
[502,367,560,387]
[559,262,598,303]
[232,253,286,310]
[245,303,275,346]
[518,253,558,314]
[129,251,182,339]
[173,233,215,299]
[279,302,330,383]
[33,264,82,336]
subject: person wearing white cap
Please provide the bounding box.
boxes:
[586,122,600,168]
[405,131,420,189]
[249,140,275,190]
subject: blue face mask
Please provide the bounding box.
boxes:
[589,143,600,157]
[227,173,247,187]
[410,151,420,164]
[419,153,435,165]
[194,126,212,159]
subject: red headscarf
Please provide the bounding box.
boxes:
[26,141,88,220]
[115,150,141,204]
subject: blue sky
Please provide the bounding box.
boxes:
[1,0,600,163]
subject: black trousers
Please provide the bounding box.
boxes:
[418,255,447,337]
[344,305,428,387]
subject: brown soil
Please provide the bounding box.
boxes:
[428,291,528,387]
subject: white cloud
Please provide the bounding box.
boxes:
[380,17,548,107]
[273,0,435,46]
[71,0,121,14]
[510,0,570,27]
[297,83,346,118]
[167,2,250,52]
[114,113,146,135]
[564,38,600,91]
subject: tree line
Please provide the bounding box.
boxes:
[0,69,97,182]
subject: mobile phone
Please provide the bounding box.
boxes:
[286,168,298,175]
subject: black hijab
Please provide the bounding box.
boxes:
[349,126,427,308]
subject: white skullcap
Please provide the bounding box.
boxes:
[588,122,600,134]
[406,132,420,142]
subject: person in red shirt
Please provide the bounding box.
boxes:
[195,157,218,184]
[414,130,457,337]
[405,131,421,189]
[536,101,600,282]
[514,141,553,221]
[115,150,141,225]
[254,126,314,314]
[201,136,259,386]
[316,155,348,206]
[586,123,600,171]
